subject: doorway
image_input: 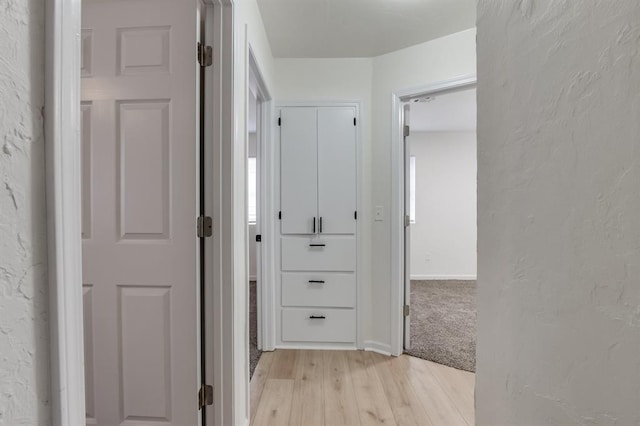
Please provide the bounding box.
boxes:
[246,49,272,379]
[403,87,477,372]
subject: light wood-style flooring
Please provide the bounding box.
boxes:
[250,349,475,426]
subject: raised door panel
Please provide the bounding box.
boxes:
[318,108,357,235]
[280,108,318,234]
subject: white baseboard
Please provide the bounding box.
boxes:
[410,274,477,280]
[363,340,392,356]
[249,275,257,281]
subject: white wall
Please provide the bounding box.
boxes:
[370,29,477,350]
[0,0,50,424]
[410,131,476,280]
[477,1,640,424]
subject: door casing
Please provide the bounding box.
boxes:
[390,75,477,356]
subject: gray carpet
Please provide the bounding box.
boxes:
[249,281,261,378]
[405,280,476,372]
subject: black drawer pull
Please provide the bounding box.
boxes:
[309,243,326,247]
[308,280,325,284]
[309,315,326,319]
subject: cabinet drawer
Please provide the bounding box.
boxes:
[281,237,355,271]
[282,273,356,308]
[282,308,356,343]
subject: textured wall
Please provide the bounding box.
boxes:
[0,0,50,424]
[477,1,640,424]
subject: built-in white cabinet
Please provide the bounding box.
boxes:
[277,105,359,348]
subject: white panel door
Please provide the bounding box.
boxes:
[81,0,198,424]
[280,108,318,234]
[318,108,357,235]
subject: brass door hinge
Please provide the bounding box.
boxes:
[198,384,213,409]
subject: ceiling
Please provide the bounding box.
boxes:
[410,88,476,133]
[256,0,476,58]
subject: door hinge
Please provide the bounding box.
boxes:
[404,215,411,228]
[403,125,410,137]
[403,305,410,317]
[197,42,213,67]
[198,384,213,409]
[197,216,213,238]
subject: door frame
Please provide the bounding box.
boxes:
[45,1,236,425]
[389,74,477,356]
[246,46,274,351]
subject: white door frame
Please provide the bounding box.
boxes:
[45,1,237,425]
[247,46,275,351]
[389,74,477,356]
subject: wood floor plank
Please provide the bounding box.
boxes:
[252,379,295,426]
[368,352,434,426]
[268,349,299,380]
[346,351,397,426]
[323,350,362,425]
[403,355,468,426]
[250,350,476,426]
[250,351,276,424]
[289,350,325,426]
[424,361,475,426]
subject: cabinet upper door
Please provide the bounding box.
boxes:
[280,107,318,234]
[318,108,357,235]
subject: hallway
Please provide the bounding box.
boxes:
[250,349,474,425]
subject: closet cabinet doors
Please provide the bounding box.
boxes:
[280,108,318,234]
[318,108,357,235]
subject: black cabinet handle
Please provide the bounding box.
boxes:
[313,217,316,233]
[309,315,326,319]
[308,280,325,284]
[319,217,323,233]
[309,243,326,247]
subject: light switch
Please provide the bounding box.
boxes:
[375,205,384,221]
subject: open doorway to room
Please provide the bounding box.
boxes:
[247,50,272,379]
[403,86,477,373]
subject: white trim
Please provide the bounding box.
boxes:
[272,101,363,350]
[390,75,477,357]
[203,2,235,425]
[363,341,393,357]
[247,46,276,353]
[45,1,85,424]
[410,275,477,281]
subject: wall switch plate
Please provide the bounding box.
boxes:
[375,206,384,221]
